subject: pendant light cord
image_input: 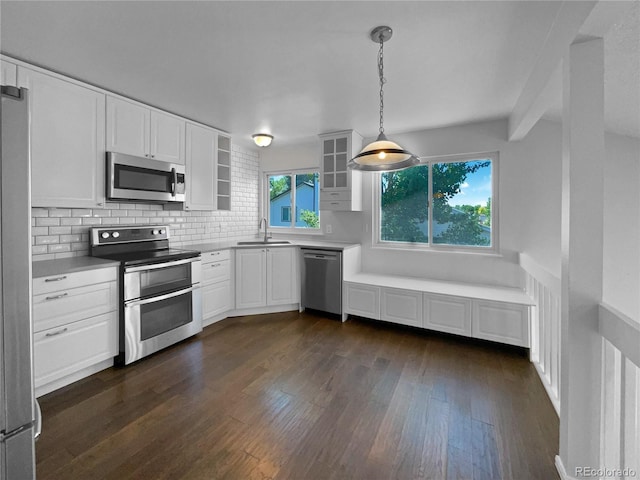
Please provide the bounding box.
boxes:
[378,34,386,136]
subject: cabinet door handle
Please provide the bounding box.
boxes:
[45,292,68,301]
[45,327,68,337]
[44,275,67,283]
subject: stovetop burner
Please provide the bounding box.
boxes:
[89,225,200,266]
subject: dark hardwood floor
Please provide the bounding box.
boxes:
[36,311,559,479]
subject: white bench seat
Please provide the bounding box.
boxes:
[343,272,533,348]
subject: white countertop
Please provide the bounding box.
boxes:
[184,238,360,253]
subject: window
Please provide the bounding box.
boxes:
[281,206,291,222]
[266,171,320,231]
[377,153,497,250]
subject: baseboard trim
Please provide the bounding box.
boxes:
[556,455,576,480]
[533,361,561,417]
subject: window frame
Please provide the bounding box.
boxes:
[263,168,321,235]
[373,151,499,253]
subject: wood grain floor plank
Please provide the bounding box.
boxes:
[36,313,559,480]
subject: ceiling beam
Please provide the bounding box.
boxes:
[508,1,597,141]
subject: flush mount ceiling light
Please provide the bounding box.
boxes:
[252,133,273,147]
[349,26,420,172]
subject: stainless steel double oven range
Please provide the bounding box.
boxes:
[90,225,202,365]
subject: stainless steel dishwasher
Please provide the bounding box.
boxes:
[301,248,342,315]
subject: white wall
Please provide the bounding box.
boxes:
[602,133,640,320]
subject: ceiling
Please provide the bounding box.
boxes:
[1,1,638,148]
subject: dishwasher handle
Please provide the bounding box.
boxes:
[302,249,340,260]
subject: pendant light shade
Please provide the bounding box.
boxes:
[350,133,419,171]
[349,26,419,172]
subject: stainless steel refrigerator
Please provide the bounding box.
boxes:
[1,86,40,479]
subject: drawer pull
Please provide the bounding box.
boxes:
[331,202,340,205]
[211,252,220,256]
[45,327,68,337]
[44,275,67,283]
[330,192,339,196]
[45,293,68,301]
[210,263,221,268]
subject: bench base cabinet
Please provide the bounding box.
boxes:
[344,283,380,320]
[344,282,529,348]
[472,300,529,347]
[380,288,423,328]
[423,293,472,336]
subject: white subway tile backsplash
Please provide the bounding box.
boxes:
[71,209,93,217]
[60,217,83,226]
[48,209,71,217]
[48,244,71,253]
[35,217,60,227]
[32,145,261,260]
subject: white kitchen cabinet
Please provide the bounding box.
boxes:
[472,300,530,347]
[185,122,217,211]
[319,130,363,211]
[344,282,380,320]
[217,134,232,211]
[106,96,185,164]
[423,293,472,336]
[32,266,118,396]
[1,60,17,86]
[18,67,106,208]
[266,247,298,305]
[235,247,298,310]
[201,249,232,324]
[380,287,423,328]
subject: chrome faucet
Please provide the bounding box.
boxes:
[259,217,269,242]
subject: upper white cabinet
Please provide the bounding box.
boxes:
[1,60,17,86]
[217,134,232,211]
[235,247,298,310]
[18,67,106,208]
[319,130,363,211]
[185,122,217,211]
[106,96,185,164]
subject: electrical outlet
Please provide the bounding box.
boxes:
[326,224,332,234]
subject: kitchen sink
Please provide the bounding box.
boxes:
[237,240,292,246]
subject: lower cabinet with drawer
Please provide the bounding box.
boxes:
[201,249,232,326]
[33,266,118,396]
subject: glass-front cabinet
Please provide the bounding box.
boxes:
[319,130,363,211]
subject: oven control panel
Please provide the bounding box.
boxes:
[91,225,169,245]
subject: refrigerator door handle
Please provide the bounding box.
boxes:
[34,400,42,441]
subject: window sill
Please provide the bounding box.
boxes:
[370,242,502,257]
[268,227,323,237]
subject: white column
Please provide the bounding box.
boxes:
[559,38,605,475]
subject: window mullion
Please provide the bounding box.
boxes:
[290,174,296,228]
[428,162,433,246]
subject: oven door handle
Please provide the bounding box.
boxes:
[125,285,200,308]
[124,257,200,273]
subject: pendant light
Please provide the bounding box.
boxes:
[349,26,419,172]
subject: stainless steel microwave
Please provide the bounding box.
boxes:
[107,152,186,203]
